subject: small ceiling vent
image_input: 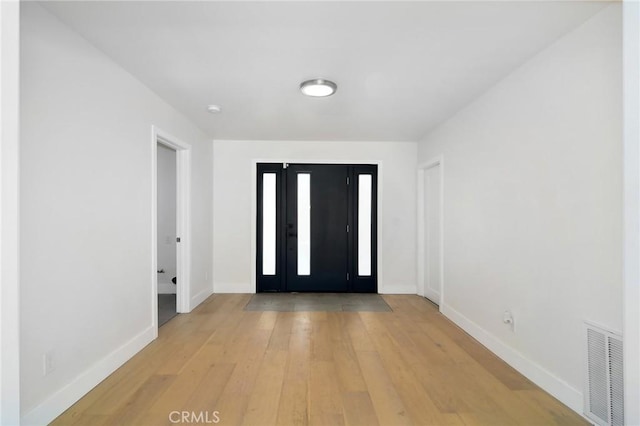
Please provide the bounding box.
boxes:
[584,321,624,426]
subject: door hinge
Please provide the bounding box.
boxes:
[176,237,181,243]
[346,225,350,233]
[347,273,350,281]
[283,162,288,169]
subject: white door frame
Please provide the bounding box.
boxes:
[151,126,191,335]
[417,156,444,307]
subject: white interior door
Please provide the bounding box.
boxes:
[423,164,442,304]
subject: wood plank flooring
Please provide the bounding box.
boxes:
[51,294,587,426]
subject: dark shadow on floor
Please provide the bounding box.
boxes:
[158,294,178,326]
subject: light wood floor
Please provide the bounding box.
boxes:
[52,294,587,426]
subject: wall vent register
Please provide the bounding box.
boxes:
[584,321,623,426]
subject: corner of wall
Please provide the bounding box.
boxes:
[190,287,213,310]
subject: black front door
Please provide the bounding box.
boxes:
[256,163,377,293]
[286,164,349,292]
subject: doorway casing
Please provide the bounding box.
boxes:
[151,126,191,336]
[417,156,444,308]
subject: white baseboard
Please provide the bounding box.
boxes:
[21,325,156,426]
[440,303,584,415]
[213,282,254,294]
[379,284,417,294]
[190,287,213,311]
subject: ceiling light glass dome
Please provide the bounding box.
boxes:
[300,79,337,97]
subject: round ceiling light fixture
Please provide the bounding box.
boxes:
[300,79,337,97]
[207,104,222,113]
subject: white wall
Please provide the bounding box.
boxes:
[20,3,213,423]
[623,1,640,423]
[213,140,417,294]
[0,0,21,424]
[157,144,177,294]
[418,5,622,414]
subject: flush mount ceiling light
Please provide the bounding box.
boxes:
[300,79,337,97]
[207,104,221,113]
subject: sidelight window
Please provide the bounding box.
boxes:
[358,174,372,276]
[297,173,311,275]
[262,173,277,275]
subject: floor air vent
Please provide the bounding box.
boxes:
[584,321,623,426]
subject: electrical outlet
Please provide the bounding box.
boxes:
[503,310,515,332]
[43,351,55,376]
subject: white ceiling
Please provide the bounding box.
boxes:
[41,1,609,141]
